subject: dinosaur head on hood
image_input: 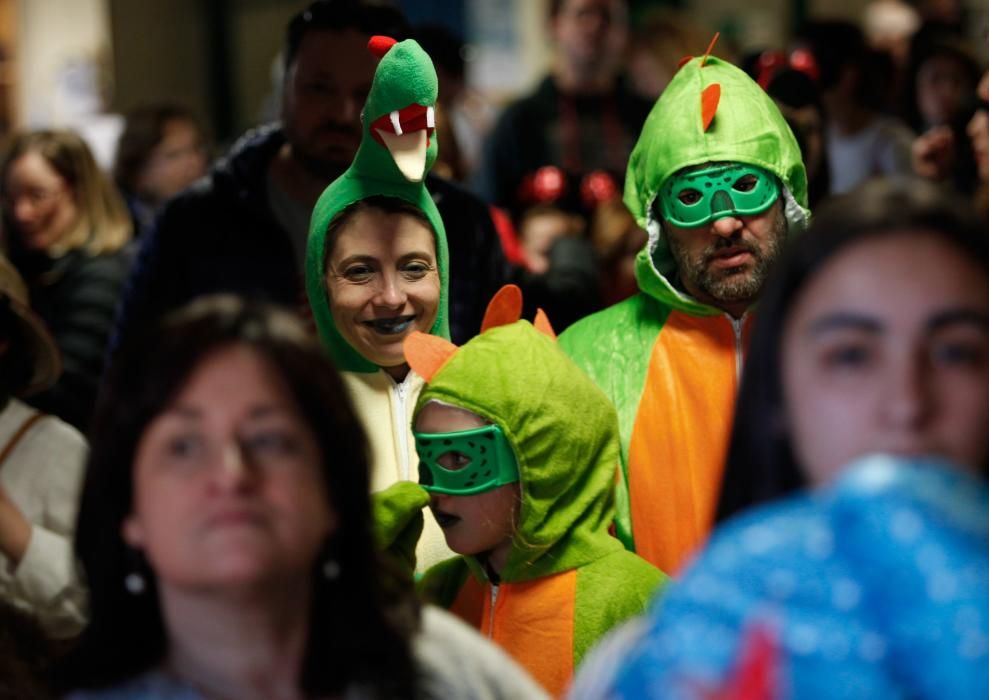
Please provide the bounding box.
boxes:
[626,51,810,315]
[306,36,450,373]
[404,286,624,582]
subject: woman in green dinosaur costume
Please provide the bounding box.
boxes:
[559,53,810,576]
[305,36,453,569]
[401,285,666,697]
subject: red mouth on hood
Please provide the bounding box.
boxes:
[370,103,435,147]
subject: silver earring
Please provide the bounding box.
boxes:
[322,559,341,581]
[125,571,146,595]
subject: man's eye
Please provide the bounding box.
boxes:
[677,189,703,205]
[437,451,472,471]
[733,175,758,192]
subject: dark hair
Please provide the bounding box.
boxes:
[323,194,434,266]
[0,299,38,399]
[56,296,418,697]
[284,0,410,72]
[717,178,989,523]
[113,103,205,195]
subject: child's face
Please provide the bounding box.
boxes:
[416,402,520,573]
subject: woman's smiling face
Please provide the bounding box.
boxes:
[325,206,439,376]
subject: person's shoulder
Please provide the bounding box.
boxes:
[9,399,87,461]
[414,605,550,699]
[559,293,653,352]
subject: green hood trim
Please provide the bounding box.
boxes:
[414,321,623,583]
[624,55,810,316]
[305,38,450,373]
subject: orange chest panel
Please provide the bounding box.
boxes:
[627,310,752,574]
[449,570,577,697]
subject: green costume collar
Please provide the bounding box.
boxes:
[305,38,450,373]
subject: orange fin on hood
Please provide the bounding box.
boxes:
[480,284,523,332]
[702,83,721,132]
[533,308,557,340]
[404,331,458,382]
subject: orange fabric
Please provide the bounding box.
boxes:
[454,570,577,697]
[533,308,557,340]
[403,331,458,382]
[480,284,523,332]
[627,311,753,574]
[701,84,721,131]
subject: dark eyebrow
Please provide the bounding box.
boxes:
[807,312,883,336]
[927,308,989,332]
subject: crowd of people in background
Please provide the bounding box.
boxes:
[0,0,986,697]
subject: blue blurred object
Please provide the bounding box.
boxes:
[609,455,989,699]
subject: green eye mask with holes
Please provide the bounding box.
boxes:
[657,163,780,228]
[415,424,520,496]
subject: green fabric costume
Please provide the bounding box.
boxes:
[404,305,665,696]
[305,37,450,370]
[304,37,454,570]
[559,55,810,575]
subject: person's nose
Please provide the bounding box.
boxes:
[710,215,744,238]
[212,441,257,493]
[373,272,408,309]
[880,351,932,431]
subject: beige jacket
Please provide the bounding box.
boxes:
[343,370,453,571]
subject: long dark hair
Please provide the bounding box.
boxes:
[55,296,418,697]
[717,178,989,523]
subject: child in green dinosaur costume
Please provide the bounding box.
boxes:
[559,52,810,576]
[400,285,666,697]
[305,35,453,570]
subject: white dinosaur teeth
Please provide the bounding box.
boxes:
[390,110,403,135]
[426,106,435,128]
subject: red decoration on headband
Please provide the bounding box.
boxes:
[368,35,397,58]
[701,83,721,132]
[580,170,619,209]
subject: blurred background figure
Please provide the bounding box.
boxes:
[795,21,915,194]
[966,69,989,218]
[0,253,87,641]
[57,296,546,700]
[624,8,715,102]
[412,24,494,183]
[473,0,649,226]
[112,103,209,239]
[0,129,132,431]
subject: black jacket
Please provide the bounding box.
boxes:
[16,246,131,431]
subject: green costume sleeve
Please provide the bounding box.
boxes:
[372,481,431,575]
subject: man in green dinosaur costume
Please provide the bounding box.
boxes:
[559,52,810,575]
[400,285,665,697]
[305,35,453,570]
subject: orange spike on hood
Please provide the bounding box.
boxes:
[701,83,721,132]
[533,308,557,340]
[404,331,459,382]
[480,284,523,332]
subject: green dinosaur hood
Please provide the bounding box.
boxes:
[413,321,623,583]
[306,38,450,373]
[626,55,810,316]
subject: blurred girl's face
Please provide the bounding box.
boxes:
[123,344,335,592]
[136,118,207,204]
[782,231,989,486]
[3,151,79,252]
[416,401,519,574]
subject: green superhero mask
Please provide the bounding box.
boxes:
[657,163,780,228]
[415,423,520,496]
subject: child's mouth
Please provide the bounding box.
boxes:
[362,315,417,335]
[433,511,461,529]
